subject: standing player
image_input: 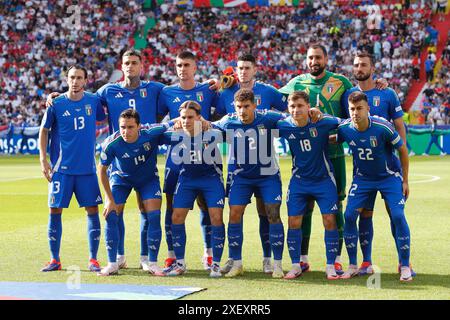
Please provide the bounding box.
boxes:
[39,65,106,272]
[279,44,353,274]
[217,53,288,274]
[277,91,340,280]
[162,101,226,278]
[47,50,165,271]
[97,109,174,276]
[337,91,413,282]
[158,51,220,270]
[342,52,411,275]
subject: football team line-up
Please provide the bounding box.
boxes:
[38,43,414,282]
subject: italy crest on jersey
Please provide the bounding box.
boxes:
[373,96,380,107]
[327,84,334,93]
[196,92,204,102]
[370,136,378,147]
[143,142,151,151]
[85,105,92,116]
[140,89,147,98]
[309,127,318,138]
[255,95,262,106]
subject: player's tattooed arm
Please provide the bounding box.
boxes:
[39,127,52,182]
[45,92,61,107]
[264,203,282,224]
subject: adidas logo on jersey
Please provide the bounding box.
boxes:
[155,190,161,196]
[398,199,405,205]
[96,196,102,202]
[115,92,123,98]
[122,153,130,158]
[349,141,356,146]
[173,97,181,103]
[217,199,224,205]
[275,195,282,201]
[62,110,71,117]
[331,204,338,211]
[288,134,296,140]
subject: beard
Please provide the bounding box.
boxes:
[354,72,371,81]
[309,64,326,76]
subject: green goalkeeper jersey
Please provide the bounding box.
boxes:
[279,70,353,159]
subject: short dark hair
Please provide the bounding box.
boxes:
[288,91,310,104]
[234,88,254,103]
[178,100,201,115]
[176,50,196,61]
[122,49,142,62]
[308,43,328,57]
[355,51,375,66]
[237,53,256,65]
[66,65,88,79]
[119,108,140,125]
[348,91,368,105]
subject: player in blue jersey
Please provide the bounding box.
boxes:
[160,101,226,278]
[217,53,288,275]
[277,91,341,280]
[157,51,220,270]
[97,109,174,276]
[39,65,106,272]
[342,52,414,276]
[47,50,165,272]
[337,91,413,282]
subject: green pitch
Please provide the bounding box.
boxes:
[0,155,449,299]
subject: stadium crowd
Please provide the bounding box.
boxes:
[0,0,444,129]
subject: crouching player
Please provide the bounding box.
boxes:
[97,109,174,276]
[277,91,341,280]
[337,91,413,282]
[162,101,226,278]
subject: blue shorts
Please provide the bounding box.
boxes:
[346,175,406,212]
[173,175,225,209]
[111,177,162,205]
[287,176,338,216]
[225,171,261,199]
[48,172,102,208]
[228,173,282,206]
[163,158,181,195]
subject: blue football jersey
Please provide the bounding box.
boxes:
[277,115,341,180]
[213,110,285,179]
[161,129,224,178]
[100,123,171,186]
[342,87,403,121]
[337,116,403,179]
[96,81,164,133]
[217,82,288,114]
[157,82,219,120]
[41,92,106,175]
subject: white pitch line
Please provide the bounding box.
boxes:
[409,174,441,184]
[0,176,42,182]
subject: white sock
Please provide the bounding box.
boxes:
[233,260,242,267]
[140,255,148,262]
[108,262,118,268]
[168,251,175,259]
[177,259,185,266]
[274,260,282,267]
[301,255,309,263]
[205,248,212,256]
[292,263,301,269]
[335,256,341,263]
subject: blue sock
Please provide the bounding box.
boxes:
[105,212,119,263]
[140,212,149,256]
[258,215,271,258]
[388,212,401,262]
[117,212,125,255]
[87,213,101,260]
[48,214,62,261]
[228,223,243,260]
[358,216,373,263]
[200,209,212,251]
[269,223,285,261]
[287,228,302,264]
[165,209,174,251]
[211,224,225,264]
[344,209,359,265]
[171,223,186,261]
[147,210,162,263]
[324,229,339,265]
[391,208,411,267]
